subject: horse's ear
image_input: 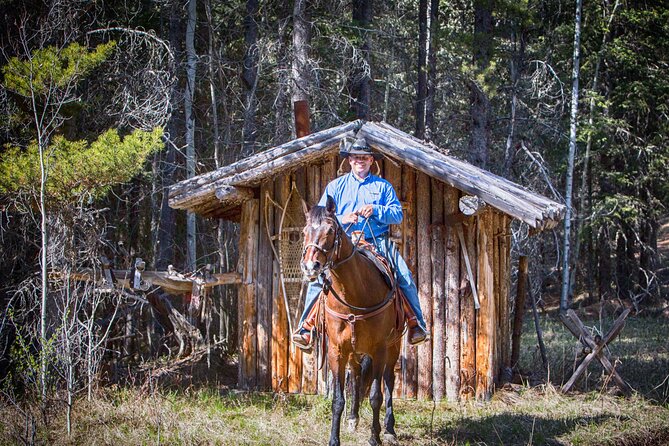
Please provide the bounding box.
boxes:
[302,199,309,217]
[325,195,336,214]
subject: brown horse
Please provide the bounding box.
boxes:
[301,196,402,446]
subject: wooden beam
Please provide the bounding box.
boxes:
[169,120,363,206]
[430,179,445,401]
[402,166,417,399]
[238,199,259,390]
[360,122,564,228]
[416,172,432,400]
[444,185,461,401]
[459,219,477,400]
[475,209,495,400]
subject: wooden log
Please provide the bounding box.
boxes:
[170,135,346,211]
[270,179,288,392]
[321,154,338,189]
[416,173,432,400]
[257,182,274,390]
[459,195,486,216]
[402,166,417,398]
[430,180,445,400]
[214,185,255,207]
[237,199,259,389]
[492,212,501,381]
[302,164,322,395]
[360,122,563,228]
[371,121,565,218]
[308,163,322,206]
[283,175,303,394]
[225,136,345,188]
[169,120,363,204]
[444,185,461,401]
[475,209,495,400]
[499,215,512,378]
[384,157,402,245]
[511,256,528,369]
[459,219,477,400]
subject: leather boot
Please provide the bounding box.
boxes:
[291,328,313,352]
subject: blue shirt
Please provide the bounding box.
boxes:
[318,172,403,239]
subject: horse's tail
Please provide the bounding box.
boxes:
[360,354,373,398]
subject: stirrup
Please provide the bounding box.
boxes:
[292,328,314,353]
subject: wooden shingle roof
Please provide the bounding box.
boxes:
[169,120,565,229]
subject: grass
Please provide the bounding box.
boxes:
[1,311,667,445]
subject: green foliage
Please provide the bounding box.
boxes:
[2,41,116,97]
[0,127,163,203]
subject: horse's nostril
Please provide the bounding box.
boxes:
[313,261,321,270]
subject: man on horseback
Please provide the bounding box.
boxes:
[292,136,428,350]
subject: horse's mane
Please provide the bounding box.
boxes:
[307,205,333,224]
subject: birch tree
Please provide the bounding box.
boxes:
[560,0,584,313]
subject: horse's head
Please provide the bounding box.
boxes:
[301,195,342,280]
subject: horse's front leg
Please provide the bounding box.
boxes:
[382,363,399,445]
[368,362,384,446]
[329,355,347,446]
[346,356,362,433]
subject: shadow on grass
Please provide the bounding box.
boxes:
[434,412,613,446]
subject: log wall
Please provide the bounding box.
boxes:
[236,160,513,400]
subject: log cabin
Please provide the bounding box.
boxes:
[168,120,565,401]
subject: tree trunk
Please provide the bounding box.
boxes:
[469,0,493,168]
[415,0,428,139]
[425,0,440,142]
[350,0,372,119]
[559,0,583,313]
[570,0,620,302]
[155,0,182,271]
[185,0,197,272]
[242,0,260,156]
[292,0,311,138]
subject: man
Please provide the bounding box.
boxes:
[292,136,428,350]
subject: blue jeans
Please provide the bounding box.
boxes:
[298,236,426,330]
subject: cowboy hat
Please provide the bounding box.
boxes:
[339,137,383,159]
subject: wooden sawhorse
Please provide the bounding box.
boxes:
[559,308,632,394]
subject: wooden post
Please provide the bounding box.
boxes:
[238,199,259,389]
[257,184,273,390]
[511,256,528,369]
[444,185,461,401]
[384,157,402,244]
[416,173,432,400]
[385,159,402,398]
[402,167,417,398]
[500,215,511,377]
[492,212,501,381]
[476,209,495,400]
[459,219,476,400]
[430,179,445,401]
[302,165,322,394]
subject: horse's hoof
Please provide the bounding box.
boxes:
[383,433,399,445]
[347,418,359,433]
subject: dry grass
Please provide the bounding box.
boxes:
[1,313,667,445]
[1,382,667,445]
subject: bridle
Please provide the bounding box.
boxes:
[302,217,354,272]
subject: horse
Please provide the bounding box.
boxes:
[301,196,403,446]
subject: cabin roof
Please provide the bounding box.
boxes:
[168,120,565,230]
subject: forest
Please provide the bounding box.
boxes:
[0,0,668,443]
